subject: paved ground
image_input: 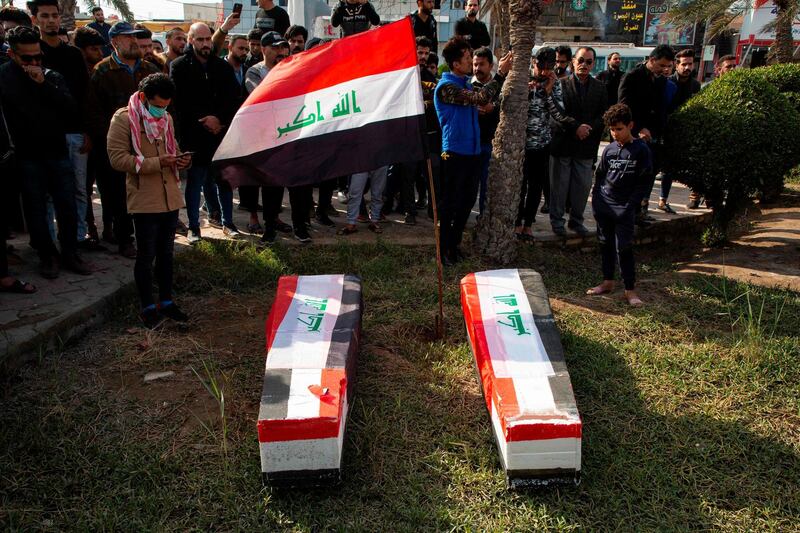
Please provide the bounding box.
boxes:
[677,187,800,292]
[1,178,708,366]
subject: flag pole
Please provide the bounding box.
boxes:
[426,157,444,339]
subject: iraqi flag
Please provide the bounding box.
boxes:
[212,18,426,188]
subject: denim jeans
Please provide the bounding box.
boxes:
[479,142,492,215]
[549,156,593,230]
[185,164,233,230]
[132,210,179,308]
[66,133,89,241]
[347,167,387,224]
[18,157,78,261]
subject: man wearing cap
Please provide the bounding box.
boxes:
[242,31,309,243]
[86,21,161,257]
[170,22,242,243]
[244,31,288,93]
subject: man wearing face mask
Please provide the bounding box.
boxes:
[548,46,607,237]
[170,22,242,243]
[454,0,490,51]
[411,0,437,53]
[86,21,161,258]
[107,73,191,328]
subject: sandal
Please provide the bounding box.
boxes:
[336,226,358,236]
[0,278,37,294]
[625,291,644,307]
[586,284,614,296]
[368,223,383,234]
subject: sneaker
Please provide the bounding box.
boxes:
[223,224,242,238]
[39,258,59,279]
[247,222,264,234]
[119,243,137,259]
[140,307,164,329]
[275,220,292,233]
[551,226,567,237]
[159,302,188,322]
[404,214,417,225]
[337,191,348,203]
[657,200,677,214]
[315,214,335,227]
[61,254,92,275]
[540,202,549,214]
[568,222,589,237]
[293,227,312,243]
[188,228,202,244]
[261,227,277,243]
[207,212,223,229]
[175,219,189,236]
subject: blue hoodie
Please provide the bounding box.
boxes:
[434,71,481,156]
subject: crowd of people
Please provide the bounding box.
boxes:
[0,0,738,323]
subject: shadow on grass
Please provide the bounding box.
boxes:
[1,240,798,530]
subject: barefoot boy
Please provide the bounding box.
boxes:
[587,103,654,306]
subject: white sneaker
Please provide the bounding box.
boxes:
[188,229,202,244]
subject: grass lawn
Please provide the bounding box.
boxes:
[1,240,798,531]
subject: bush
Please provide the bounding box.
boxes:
[665,69,800,244]
[750,64,800,199]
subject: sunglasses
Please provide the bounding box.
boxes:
[576,57,594,65]
[18,53,44,62]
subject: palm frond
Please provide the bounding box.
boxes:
[667,0,751,25]
[758,1,800,35]
[84,0,135,22]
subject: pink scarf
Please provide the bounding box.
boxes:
[127,92,178,178]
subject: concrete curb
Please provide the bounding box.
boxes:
[1,279,137,375]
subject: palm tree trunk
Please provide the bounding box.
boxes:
[770,0,794,63]
[498,0,511,53]
[475,0,539,264]
[59,0,77,31]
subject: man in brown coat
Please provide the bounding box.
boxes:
[86,21,160,257]
[107,73,191,329]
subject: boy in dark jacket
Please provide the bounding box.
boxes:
[587,103,654,306]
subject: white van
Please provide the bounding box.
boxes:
[532,42,655,76]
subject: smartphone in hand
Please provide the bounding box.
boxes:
[233,3,242,15]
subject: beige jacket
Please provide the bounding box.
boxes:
[107,108,185,214]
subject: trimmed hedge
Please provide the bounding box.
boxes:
[665,68,800,245]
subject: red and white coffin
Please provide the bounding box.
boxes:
[258,274,362,486]
[461,269,581,488]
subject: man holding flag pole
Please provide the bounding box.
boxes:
[212,18,495,335]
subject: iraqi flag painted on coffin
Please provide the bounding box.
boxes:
[212,18,426,188]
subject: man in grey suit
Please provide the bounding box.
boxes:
[548,46,608,236]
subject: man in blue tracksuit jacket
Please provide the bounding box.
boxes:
[434,37,510,265]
